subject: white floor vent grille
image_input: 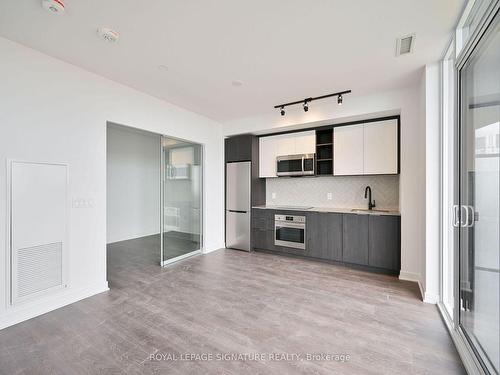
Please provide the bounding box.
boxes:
[16,242,63,299]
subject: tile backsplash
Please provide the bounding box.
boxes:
[266,175,399,210]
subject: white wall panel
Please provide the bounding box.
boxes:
[10,161,68,304]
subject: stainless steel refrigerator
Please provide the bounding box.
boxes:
[226,161,251,251]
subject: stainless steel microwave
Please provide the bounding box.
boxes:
[276,154,315,177]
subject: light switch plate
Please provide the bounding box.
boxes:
[327,193,333,200]
[272,192,276,199]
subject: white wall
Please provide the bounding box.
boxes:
[419,69,428,297]
[106,124,160,244]
[222,86,427,292]
[0,37,225,329]
[423,63,441,303]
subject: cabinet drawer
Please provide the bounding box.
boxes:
[252,209,274,230]
[253,216,269,230]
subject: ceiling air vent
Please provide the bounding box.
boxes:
[396,34,415,56]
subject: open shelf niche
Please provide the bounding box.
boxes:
[316,129,333,175]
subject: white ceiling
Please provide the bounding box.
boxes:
[0,0,465,122]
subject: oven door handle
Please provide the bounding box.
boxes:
[275,223,305,229]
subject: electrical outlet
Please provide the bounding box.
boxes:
[73,198,95,208]
[327,192,333,200]
[272,192,276,199]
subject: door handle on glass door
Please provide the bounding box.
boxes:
[467,206,475,227]
[452,205,460,227]
[460,205,469,227]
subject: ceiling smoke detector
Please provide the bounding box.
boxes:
[396,34,415,56]
[97,27,120,43]
[42,0,65,15]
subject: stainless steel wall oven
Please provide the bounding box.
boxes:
[274,214,306,250]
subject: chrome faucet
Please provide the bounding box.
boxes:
[364,186,376,210]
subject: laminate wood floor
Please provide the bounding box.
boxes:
[0,237,465,375]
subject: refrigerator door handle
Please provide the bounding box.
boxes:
[228,210,248,214]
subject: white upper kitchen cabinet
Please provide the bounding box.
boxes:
[277,135,296,156]
[333,124,364,175]
[292,130,316,154]
[259,135,278,178]
[333,119,399,176]
[259,130,316,178]
[363,119,398,174]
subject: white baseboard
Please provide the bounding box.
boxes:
[399,271,439,304]
[398,271,421,282]
[399,271,425,302]
[107,231,160,244]
[202,245,225,255]
[0,282,109,330]
[423,291,439,304]
[418,281,426,303]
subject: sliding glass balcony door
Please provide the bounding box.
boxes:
[161,137,203,265]
[457,10,499,373]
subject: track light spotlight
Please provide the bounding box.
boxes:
[303,101,309,112]
[337,94,343,105]
[280,106,285,116]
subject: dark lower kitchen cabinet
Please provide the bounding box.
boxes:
[342,213,400,273]
[368,215,401,271]
[308,213,342,261]
[252,209,274,250]
[251,209,400,275]
[342,214,369,265]
[252,229,274,250]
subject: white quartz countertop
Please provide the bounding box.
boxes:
[252,205,400,216]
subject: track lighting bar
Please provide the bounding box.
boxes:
[274,90,351,115]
